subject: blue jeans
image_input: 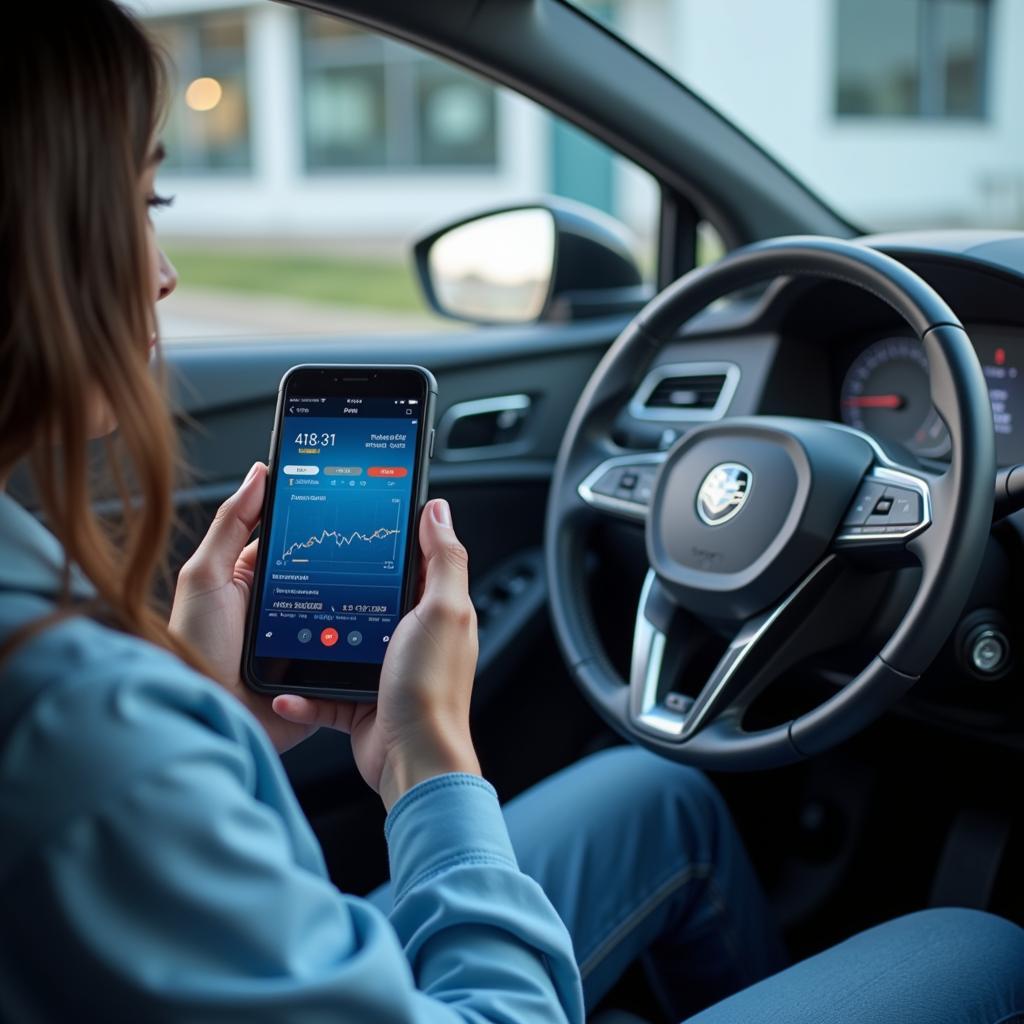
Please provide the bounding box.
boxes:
[369,746,1024,1023]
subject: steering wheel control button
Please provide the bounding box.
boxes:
[841,481,886,525]
[589,463,658,505]
[634,467,658,504]
[836,467,930,546]
[578,454,667,519]
[591,467,626,497]
[883,487,922,525]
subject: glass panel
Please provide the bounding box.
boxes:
[150,12,251,172]
[936,0,987,117]
[300,12,496,170]
[562,0,999,234]
[196,72,249,169]
[836,0,921,116]
[305,65,387,168]
[200,12,245,52]
[415,63,496,166]
[301,11,358,42]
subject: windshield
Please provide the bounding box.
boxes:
[571,0,999,234]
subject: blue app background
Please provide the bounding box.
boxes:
[255,397,419,667]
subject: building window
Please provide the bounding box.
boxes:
[836,0,989,118]
[301,14,498,171]
[148,12,252,172]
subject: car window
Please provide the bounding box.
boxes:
[568,0,1000,234]
[134,5,659,342]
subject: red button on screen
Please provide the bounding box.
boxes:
[320,628,339,647]
[368,466,408,477]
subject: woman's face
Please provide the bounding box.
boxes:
[142,143,178,322]
[86,144,178,439]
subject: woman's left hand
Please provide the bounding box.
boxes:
[169,462,315,753]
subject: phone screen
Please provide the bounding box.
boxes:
[246,366,432,695]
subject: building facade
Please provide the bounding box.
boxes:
[128,0,1014,250]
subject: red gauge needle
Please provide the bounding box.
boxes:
[843,394,905,409]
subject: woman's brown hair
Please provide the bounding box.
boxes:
[0,0,206,671]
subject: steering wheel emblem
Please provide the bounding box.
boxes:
[696,462,752,525]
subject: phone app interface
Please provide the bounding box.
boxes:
[256,394,420,666]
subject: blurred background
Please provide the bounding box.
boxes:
[126,0,1014,341]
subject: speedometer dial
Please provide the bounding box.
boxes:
[840,337,951,458]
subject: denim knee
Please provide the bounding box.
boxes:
[586,746,730,848]
[891,908,1024,991]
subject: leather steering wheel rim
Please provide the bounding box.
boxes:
[545,236,995,770]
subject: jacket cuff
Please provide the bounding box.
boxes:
[385,773,517,902]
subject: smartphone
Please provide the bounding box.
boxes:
[243,364,437,700]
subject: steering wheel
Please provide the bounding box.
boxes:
[545,237,995,770]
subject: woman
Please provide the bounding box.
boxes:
[1,3,1022,1022]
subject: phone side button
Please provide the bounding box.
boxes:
[428,427,436,459]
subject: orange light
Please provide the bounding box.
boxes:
[185,77,223,112]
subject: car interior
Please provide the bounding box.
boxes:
[18,1,1024,1020]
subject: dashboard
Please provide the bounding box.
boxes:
[836,327,1024,466]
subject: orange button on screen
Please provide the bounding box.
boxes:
[368,466,408,478]
[320,627,339,647]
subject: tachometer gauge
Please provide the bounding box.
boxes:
[840,337,951,458]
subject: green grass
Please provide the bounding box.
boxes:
[164,246,426,312]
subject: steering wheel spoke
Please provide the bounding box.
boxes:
[577,452,666,522]
[832,443,935,556]
[630,557,844,742]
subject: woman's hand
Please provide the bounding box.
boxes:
[273,498,481,810]
[170,462,482,806]
[169,463,317,754]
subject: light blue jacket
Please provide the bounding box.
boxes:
[0,492,583,1022]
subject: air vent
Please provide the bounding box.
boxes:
[628,362,740,421]
[646,373,726,411]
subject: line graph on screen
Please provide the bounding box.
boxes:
[278,494,402,572]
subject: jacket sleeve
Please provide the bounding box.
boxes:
[2,717,584,1024]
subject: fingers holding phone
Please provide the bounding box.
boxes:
[274,498,481,809]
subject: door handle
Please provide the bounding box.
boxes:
[436,394,532,460]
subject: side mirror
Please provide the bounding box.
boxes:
[413,199,649,325]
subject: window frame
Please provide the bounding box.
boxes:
[834,0,992,122]
[299,13,500,175]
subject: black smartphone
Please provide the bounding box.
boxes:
[243,364,437,700]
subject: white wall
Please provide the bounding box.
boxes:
[666,0,1024,230]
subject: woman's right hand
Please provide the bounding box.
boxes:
[272,499,481,811]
